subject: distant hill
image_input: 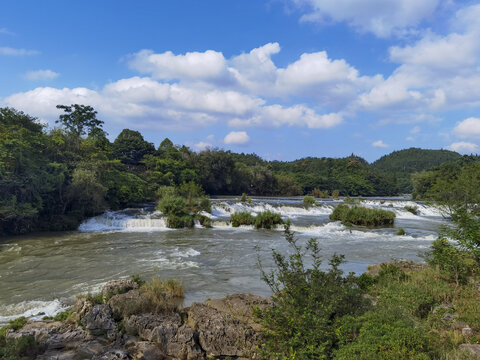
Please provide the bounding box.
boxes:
[372,148,461,193]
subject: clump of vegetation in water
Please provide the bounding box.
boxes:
[404,205,418,215]
[330,204,395,227]
[303,195,317,208]
[331,189,340,200]
[312,188,329,198]
[396,227,406,236]
[230,211,255,227]
[239,192,248,202]
[196,214,212,228]
[254,211,283,229]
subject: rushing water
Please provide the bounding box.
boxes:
[0,196,446,325]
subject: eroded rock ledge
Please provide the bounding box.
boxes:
[5,280,272,360]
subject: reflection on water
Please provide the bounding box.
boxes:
[0,196,446,325]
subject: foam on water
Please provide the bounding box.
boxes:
[212,202,333,217]
[79,211,170,232]
[0,299,67,326]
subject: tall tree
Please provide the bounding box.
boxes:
[56,104,104,137]
[112,129,155,165]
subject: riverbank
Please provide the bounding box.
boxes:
[3,260,480,359]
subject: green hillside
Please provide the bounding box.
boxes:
[372,148,461,193]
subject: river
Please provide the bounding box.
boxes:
[0,196,446,325]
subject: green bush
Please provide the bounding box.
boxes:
[427,238,478,285]
[312,188,329,198]
[157,194,188,217]
[330,204,395,227]
[0,335,44,360]
[255,223,368,359]
[303,195,317,208]
[254,211,283,229]
[230,211,255,227]
[196,214,212,228]
[197,196,212,213]
[396,227,406,235]
[239,192,248,202]
[332,189,340,200]
[166,215,194,229]
[404,205,418,215]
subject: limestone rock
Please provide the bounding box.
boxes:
[462,327,473,337]
[102,279,139,303]
[186,302,259,358]
[130,341,164,360]
[92,349,131,359]
[459,344,480,357]
[81,304,118,339]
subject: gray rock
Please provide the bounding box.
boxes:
[82,304,118,339]
[462,327,473,337]
[130,341,164,360]
[441,313,458,322]
[102,279,139,303]
[459,344,480,356]
[451,321,469,330]
[432,303,455,314]
[93,349,131,360]
[186,302,258,358]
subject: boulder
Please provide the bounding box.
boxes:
[124,313,203,359]
[130,341,165,360]
[459,344,480,357]
[462,327,473,337]
[186,302,259,358]
[102,279,139,303]
[81,304,118,339]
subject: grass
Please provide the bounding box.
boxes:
[404,205,419,215]
[230,211,255,227]
[254,210,283,229]
[330,204,396,227]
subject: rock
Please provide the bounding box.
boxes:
[124,313,203,359]
[186,302,259,358]
[441,313,458,322]
[204,293,272,331]
[451,321,469,330]
[93,349,131,359]
[459,344,480,356]
[462,327,473,337]
[75,297,96,322]
[130,341,164,360]
[108,290,154,319]
[81,304,118,339]
[102,279,139,303]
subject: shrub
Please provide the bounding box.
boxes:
[230,211,255,227]
[157,194,188,217]
[330,204,395,227]
[396,227,406,236]
[427,238,478,285]
[0,335,44,360]
[255,223,368,359]
[166,215,194,229]
[196,214,212,228]
[303,195,317,208]
[130,274,146,287]
[239,192,248,202]
[312,188,329,198]
[254,211,283,229]
[197,196,212,213]
[140,278,184,312]
[404,205,418,215]
[332,189,340,200]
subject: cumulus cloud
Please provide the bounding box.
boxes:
[224,131,250,145]
[24,69,59,81]
[453,117,480,139]
[446,142,479,153]
[193,141,212,151]
[291,0,440,38]
[372,140,388,148]
[0,46,39,56]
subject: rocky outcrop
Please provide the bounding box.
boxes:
[5,281,269,359]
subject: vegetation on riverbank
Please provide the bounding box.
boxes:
[2,105,461,236]
[255,222,480,359]
[330,204,396,227]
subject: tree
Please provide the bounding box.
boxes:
[112,129,155,165]
[56,104,104,137]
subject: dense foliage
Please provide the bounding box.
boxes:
[372,147,461,193]
[330,204,396,227]
[0,105,464,236]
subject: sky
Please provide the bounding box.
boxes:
[1,0,480,162]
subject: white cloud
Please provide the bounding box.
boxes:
[224,131,250,145]
[406,136,415,141]
[0,28,14,35]
[0,46,38,56]
[193,141,212,151]
[410,126,421,134]
[446,141,479,153]
[453,117,480,139]
[372,140,388,148]
[291,0,440,38]
[24,70,59,81]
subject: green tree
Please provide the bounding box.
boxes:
[56,104,104,137]
[112,129,155,165]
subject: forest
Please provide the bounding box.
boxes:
[0,105,470,236]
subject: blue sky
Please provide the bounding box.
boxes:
[1,0,480,162]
